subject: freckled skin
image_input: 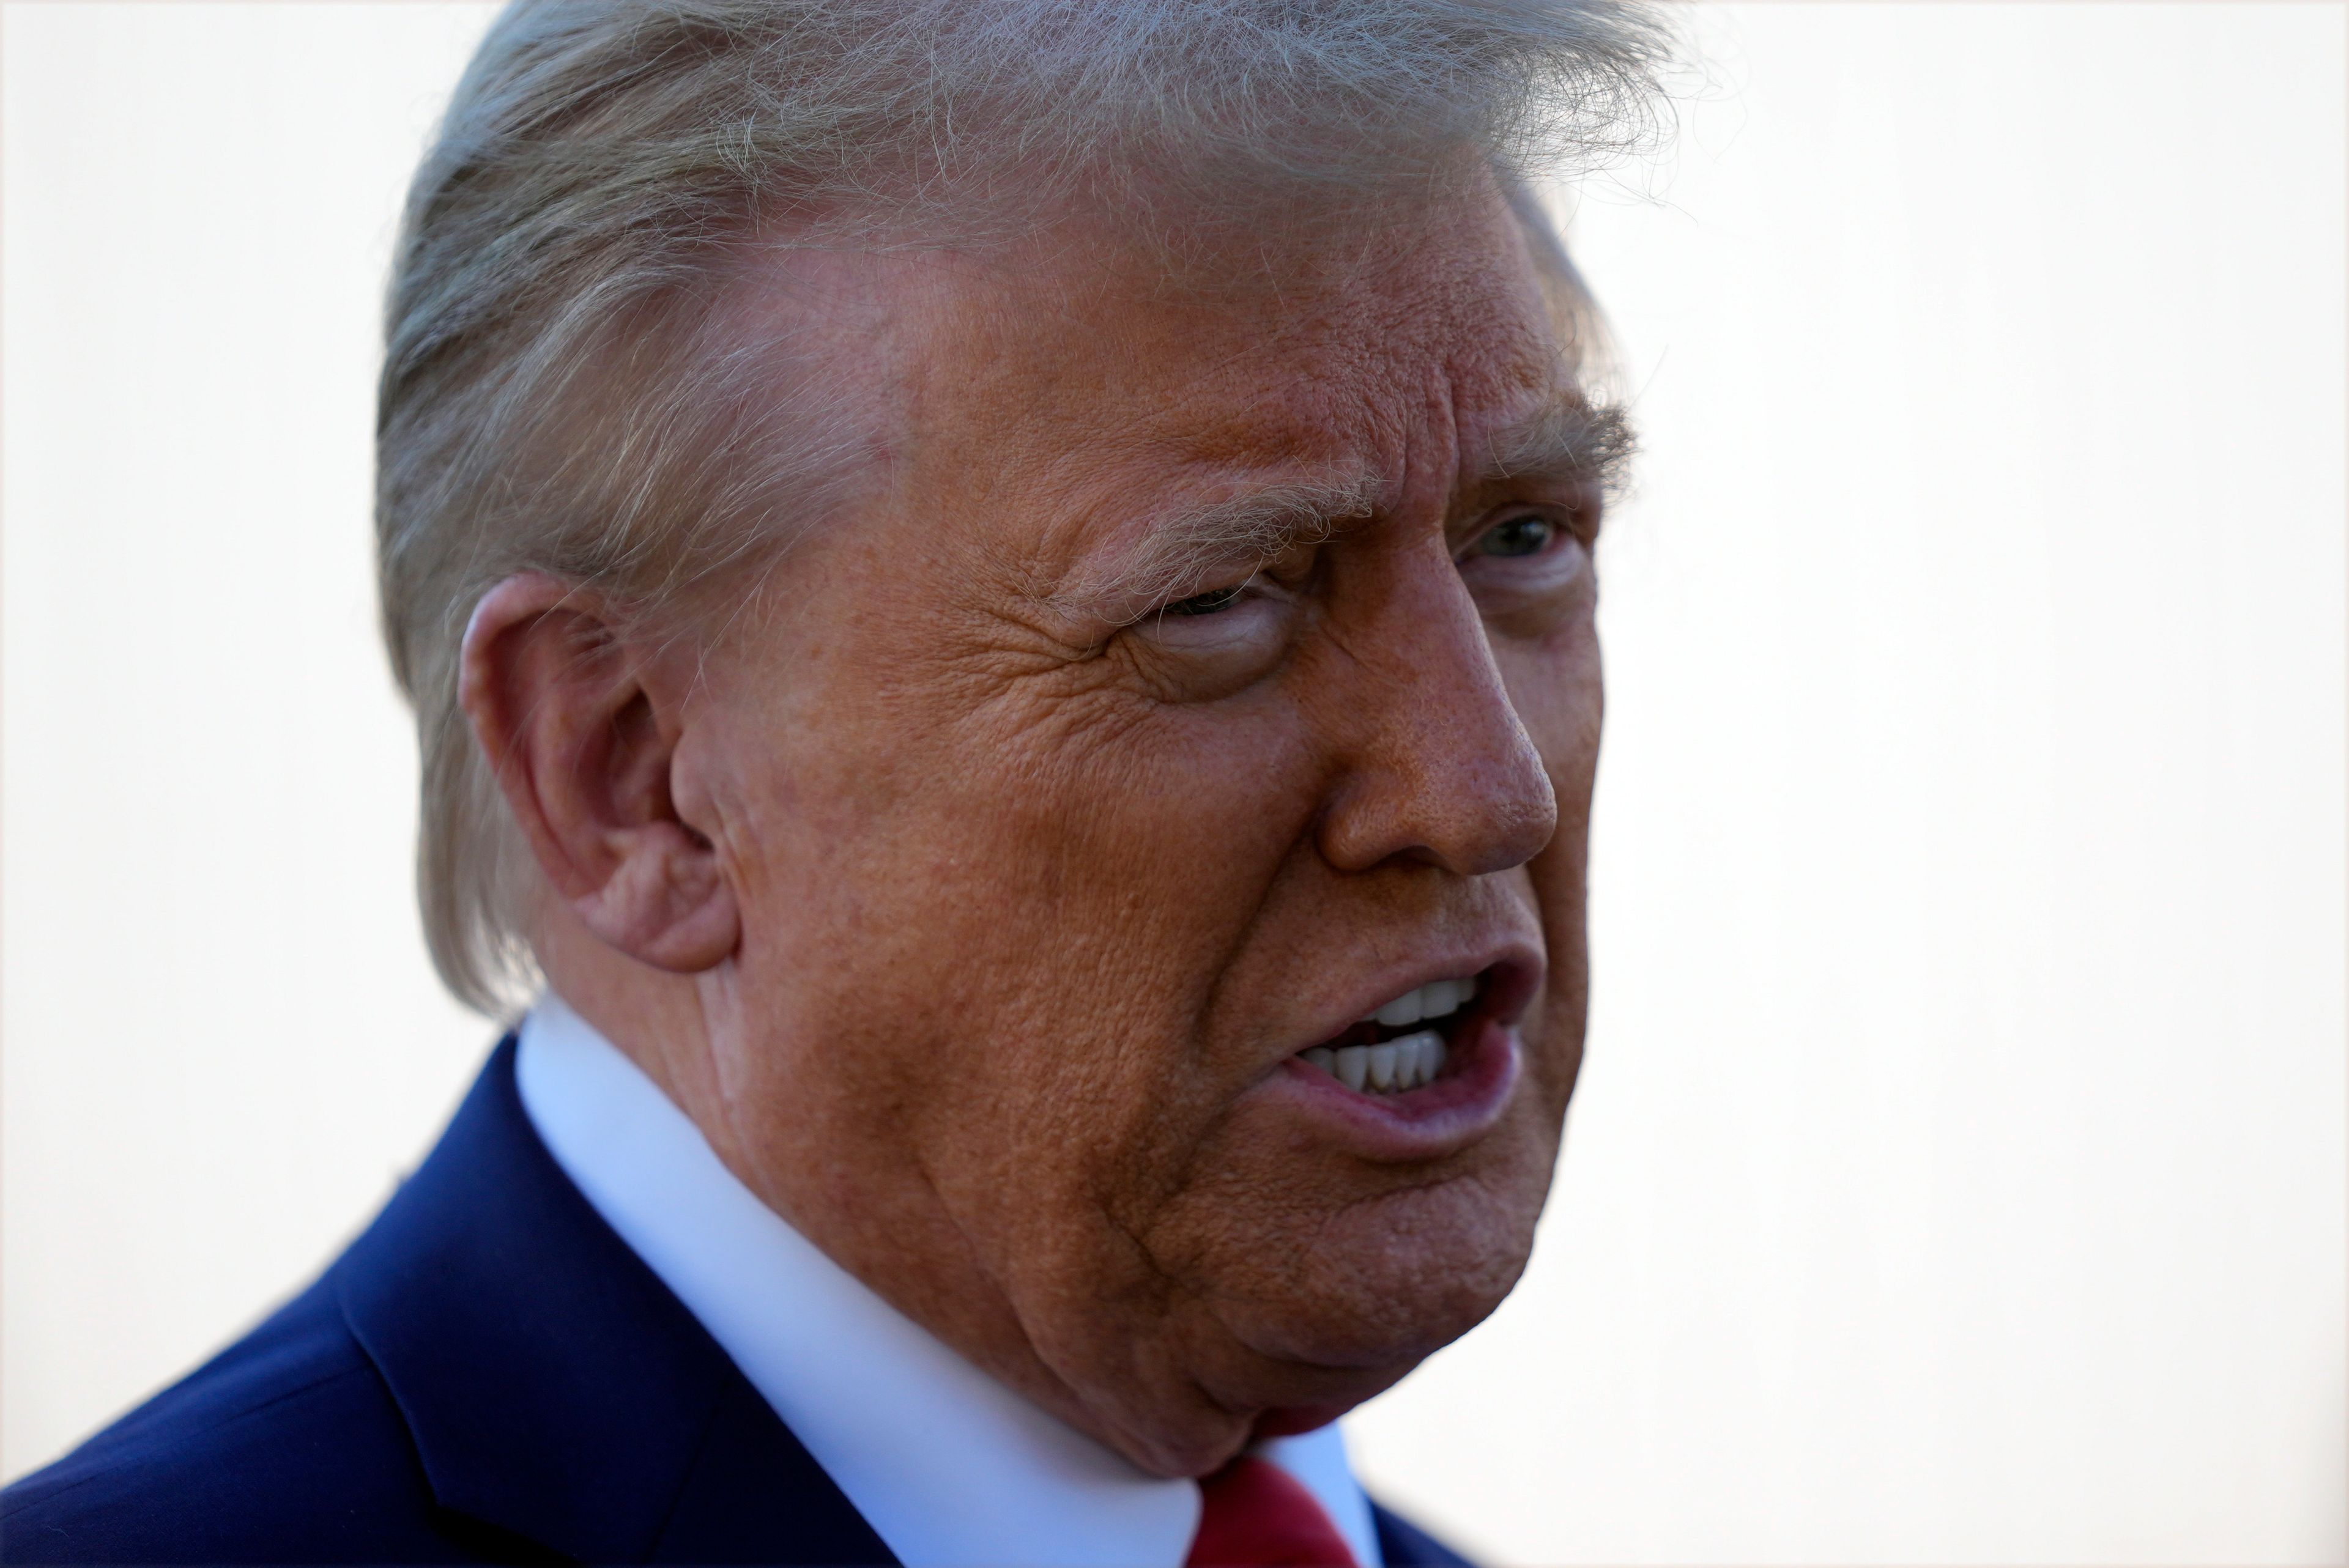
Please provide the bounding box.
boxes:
[511,179,1603,1478]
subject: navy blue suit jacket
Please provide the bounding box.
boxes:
[2,1040,1473,1566]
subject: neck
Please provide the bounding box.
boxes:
[529,906,724,1135]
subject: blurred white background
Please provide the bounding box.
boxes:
[4,4,2342,1564]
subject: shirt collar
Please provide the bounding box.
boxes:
[515,994,1381,1568]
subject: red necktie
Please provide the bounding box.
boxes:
[1186,1454,1360,1567]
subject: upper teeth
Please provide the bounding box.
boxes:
[1293,977,1479,1096]
[1364,977,1474,1029]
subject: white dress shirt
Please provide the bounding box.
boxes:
[515,993,1384,1568]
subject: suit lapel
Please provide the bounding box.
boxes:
[1370,1501,1478,1568]
[333,1037,897,1565]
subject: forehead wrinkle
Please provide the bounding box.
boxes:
[928,194,1576,621]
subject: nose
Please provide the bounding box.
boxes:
[1314,549,1559,878]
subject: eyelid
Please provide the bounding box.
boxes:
[1168,567,1264,613]
[1132,570,1281,637]
[1455,498,1598,559]
[1454,512,1545,563]
[1149,552,1310,619]
[1176,585,1244,612]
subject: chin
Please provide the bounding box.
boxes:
[1207,1167,1545,1388]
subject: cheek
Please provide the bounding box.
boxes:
[890,692,1345,1304]
[1496,610,1602,797]
[1493,619,1600,1099]
[724,669,1332,1196]
[959,692,1329,1123]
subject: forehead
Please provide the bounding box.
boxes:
[910,186,1561,486]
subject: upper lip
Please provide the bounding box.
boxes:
[1302,939,1544,1052]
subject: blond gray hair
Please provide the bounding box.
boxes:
[377,0,1669,1015]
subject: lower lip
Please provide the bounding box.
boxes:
[1269,1013,1523,1161]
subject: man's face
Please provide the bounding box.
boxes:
[674,182,1603,1475]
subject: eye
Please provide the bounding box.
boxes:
[1163,585,1246,616]
[1475,515,1559,559]
[1121,571,1300,701]
[1456,505,1594,629]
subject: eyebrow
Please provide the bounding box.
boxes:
[1472,394,1637,497]
[1063,472,1382,626]
[1057,394,1634,626]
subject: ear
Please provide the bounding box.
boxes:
[459,573,740,973]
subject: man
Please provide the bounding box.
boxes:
[1,1,1663,1562]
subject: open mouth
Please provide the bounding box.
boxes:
[1295,973,1484,1096]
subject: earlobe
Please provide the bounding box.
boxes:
[459,573,741,974]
